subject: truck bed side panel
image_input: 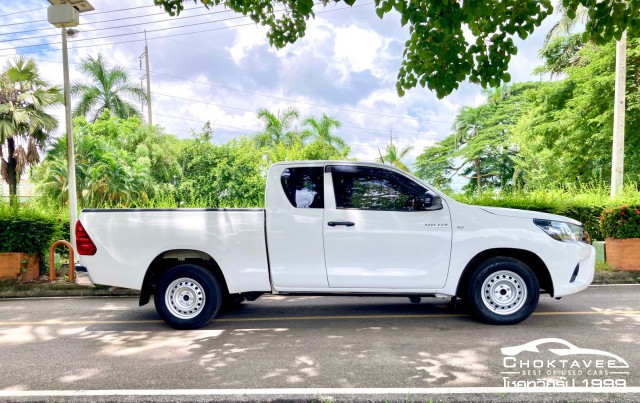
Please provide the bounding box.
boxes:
[79,209,271,293]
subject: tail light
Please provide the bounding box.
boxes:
[75,221,97,255]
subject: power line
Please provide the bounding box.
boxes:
[0,6,46,18]
[154,112,260,133]
[0,8,224,45]
[0,1,354,51]
[2,57,450,126]
[152,72,450,124]
[153,95,438,137]
[86,4,159,16]
[5,14,251,51]
[0,4,168,29]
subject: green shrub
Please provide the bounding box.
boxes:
[0,205,59,256]
[600,205,640,239]
[452,186,640,241]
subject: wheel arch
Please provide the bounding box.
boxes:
[455,248,553,299]
[139,249,229,306]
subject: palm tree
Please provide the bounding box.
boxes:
[544,1,588,46]
[377,144,414,172]
[71,54,147,122]
[255,107,300,148]
[301,113,347,152]
[452,105,486,192]
[0,57,62,204]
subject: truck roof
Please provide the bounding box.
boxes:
[271,160,394,169]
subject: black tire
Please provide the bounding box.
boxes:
[466,257,539,325]
[154,264,222,330]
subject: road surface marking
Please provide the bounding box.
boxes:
[0,310,639,326]
[0,387,639,397]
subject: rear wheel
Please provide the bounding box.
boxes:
[466,257,539,325]
[154,264,222,329]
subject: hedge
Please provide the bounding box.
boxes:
[0,206,66,258]
[600,205,640,239]
[453,191,640,241]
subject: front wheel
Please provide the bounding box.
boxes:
[154,264,222,329]
[466,257,539,325]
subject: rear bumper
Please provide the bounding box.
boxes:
[74,264,95,287]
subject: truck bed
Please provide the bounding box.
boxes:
[79,209,272,293]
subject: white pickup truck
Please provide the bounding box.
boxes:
[76,161,595,329]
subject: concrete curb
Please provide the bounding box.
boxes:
[0,284,139,298]
[0,271,638,299]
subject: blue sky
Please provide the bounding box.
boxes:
[0,1,558,167]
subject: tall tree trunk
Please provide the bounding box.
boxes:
[512,167,522,187]
[611,31,626,197]
[475,158,482,194]
[6,137,17,204]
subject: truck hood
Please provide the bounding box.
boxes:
[478,206,582,226]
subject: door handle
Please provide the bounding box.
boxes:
[328,221,355,227]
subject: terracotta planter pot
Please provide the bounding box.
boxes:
[0,253,39,283]
[605,238,640,271]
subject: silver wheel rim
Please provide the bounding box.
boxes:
[481,270,527,315]
[165,277,206,320]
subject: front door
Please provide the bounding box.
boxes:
[323,165,452,289]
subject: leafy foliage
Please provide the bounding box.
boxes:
[34,113,174,208]
[178,127,268,207]
[0,203,59,255]
[377,143,413,172]
[512,37,640,187]
[454,185,640,241]
[600,205,640,239]
[0,57,62,203]
[154,0,640,98]
[415,83,535,192]
[71,54,147,122]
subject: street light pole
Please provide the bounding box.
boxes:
[47,0,94,260]
[61,27,78,256]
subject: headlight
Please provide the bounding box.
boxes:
[533,219,590,243]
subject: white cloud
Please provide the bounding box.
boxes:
[226,24,269,64]
[0,0,555,172]
[333,25,384,79]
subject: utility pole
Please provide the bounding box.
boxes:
[611,31,627,197]
[61,27,78,255]
[139,30,152,125]
[47,0,95,260]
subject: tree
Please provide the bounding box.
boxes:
[178,125,267,207]
[511,38,640,188]
[415,83,536,192]
[0,57,62,204]
[35,129,153,207]
[71,54,147,122]
[302,113,345,148]
[534,34,586,78]
[155,0,640,98]
[377,143,413,172]
[255,107,301,148]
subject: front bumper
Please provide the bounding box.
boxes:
[538,240,595,298]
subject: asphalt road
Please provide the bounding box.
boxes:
[1,285,640,402]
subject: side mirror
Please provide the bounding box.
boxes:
[421,193,443,211]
